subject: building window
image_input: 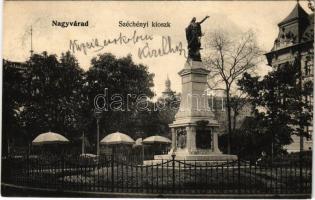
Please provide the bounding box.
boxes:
[309,95,313,107]
[307,130,312,141]
[304,57,313,76]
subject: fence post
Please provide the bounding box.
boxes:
[238,159,241,194]
[172,153,176,193]
[4,157,10,184]
[61,156,64,190]
[27,154,30,186]
[299,152,303,193]
[111,154,114,192]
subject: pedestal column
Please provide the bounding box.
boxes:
[211,129,214,152]
[186,127,191,152]
[212,132,221,153]
[190,126,197,152]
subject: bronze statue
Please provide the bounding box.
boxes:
[186,16,209,61]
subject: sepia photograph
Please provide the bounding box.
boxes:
[1,0,314,198]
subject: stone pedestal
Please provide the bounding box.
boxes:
[154,60,237,161]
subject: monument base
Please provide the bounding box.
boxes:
[143,153,237,165]
[154,153,237,161]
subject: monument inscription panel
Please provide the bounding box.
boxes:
[196,128,212,149]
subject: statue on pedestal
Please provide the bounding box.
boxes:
[148,16,238,163]
[185,16,209,61]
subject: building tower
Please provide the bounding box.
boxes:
[161,75,175,99]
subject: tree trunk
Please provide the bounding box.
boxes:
[233,110,237,131]
[226,88,232,154]
[271,136,274,161]
[271,116,274,161]
[82,131,85,154]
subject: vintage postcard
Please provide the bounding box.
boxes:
[1,0,314,198]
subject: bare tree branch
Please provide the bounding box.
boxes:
[202,28,264,154]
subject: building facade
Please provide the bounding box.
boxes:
[265,3,314,152]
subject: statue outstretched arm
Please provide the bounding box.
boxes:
[199,16,210,24]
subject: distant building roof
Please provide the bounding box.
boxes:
[3,59,28,70]
[278,3,309,26]
[265,3,313,65]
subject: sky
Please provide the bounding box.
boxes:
[3,1,312,98]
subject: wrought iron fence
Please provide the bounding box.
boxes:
[1,155,312,195]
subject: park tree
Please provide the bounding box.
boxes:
[238,56,313,158]
[4,51,171,155]
[85,53,155,141]
[219,115,272,161]
[4,52,159,154]
[203,29,263,154]
[2,60,27,155]
[19,51,85,145]
[229,94,249,131]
